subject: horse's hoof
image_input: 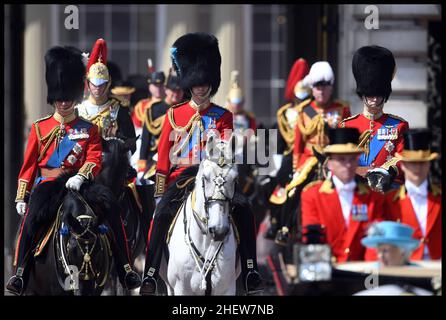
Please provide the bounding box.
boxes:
[245,270,264,296]
[124,271,142,290]
[6,275,25,296]
[139,276,157,295]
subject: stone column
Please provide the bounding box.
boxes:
[24,5,52,130]
[210,5,244,108]
[159,5,199,74]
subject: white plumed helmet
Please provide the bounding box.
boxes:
[302,61,334,88]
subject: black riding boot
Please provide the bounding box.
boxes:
[232,203,264,295]
[106,212,141,290]
[140,199,180,295]
[6,216,34,296]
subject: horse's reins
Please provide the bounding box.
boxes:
[183,165,235,295]
[64,190,100,282]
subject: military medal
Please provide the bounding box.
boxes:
[67,154,78,165]
[351,204,368,222]
[73,143,83,155]
[377,126,398,140]
[384,140,395,153]
[208,117,217,129]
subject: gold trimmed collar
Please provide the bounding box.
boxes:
[362,108,383,121]
[53,111,76,124]
[189,98,211,111]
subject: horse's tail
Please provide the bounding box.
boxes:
[26,173,75,236]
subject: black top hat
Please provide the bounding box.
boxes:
[170,32,221,96]
[352,45,396,102]
[323,128,364,154]
[45,46,85,105]
[147,71,166,85]
[396,129,439,162]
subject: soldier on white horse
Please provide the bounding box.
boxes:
[139,32,264,295]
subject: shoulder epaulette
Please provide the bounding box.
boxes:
[296,98,312,113]
[387,113,407,123]
[33,114,52,124]
[276,102,293,117]
[302,180,323,193]
[339,113,360,127]
[170,100,189,109]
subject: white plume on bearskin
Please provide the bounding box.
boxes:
[302,61,334,88]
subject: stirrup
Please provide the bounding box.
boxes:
[245,270,264,296]
[124,268,142,290]
[6,275,25,296]
[140,276,158,296]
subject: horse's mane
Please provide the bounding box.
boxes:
[26,172,120,236]
[156,165,199,216]
[26,172,75,236]
[96,138,129,193]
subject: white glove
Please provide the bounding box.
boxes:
[16,201,27,216]
[369,167,389,176]
[65,174,86,191]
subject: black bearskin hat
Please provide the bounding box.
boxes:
[352,45,396,102]
[170,32,221,96]
[45,46,85,104]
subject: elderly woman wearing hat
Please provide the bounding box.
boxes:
[361,221,420,267]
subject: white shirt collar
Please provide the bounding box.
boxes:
[405,179,428,197]
[332,175,356,193]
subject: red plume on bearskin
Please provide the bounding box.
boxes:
[284,58,309,102]
[86,38,108,75]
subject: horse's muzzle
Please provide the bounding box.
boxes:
[209,226,229,241]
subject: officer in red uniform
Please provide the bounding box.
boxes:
[131,61,166,130]
[384,129,441,260]
[138,69,185,181]
[301,128,388,263]
[267,58,310,240]
[140,32,263,295]
[340,45,409,193]
[6,46,140,295]
[275,61,352,245]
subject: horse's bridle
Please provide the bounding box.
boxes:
[195,164,235,234]
[63,190,100,281]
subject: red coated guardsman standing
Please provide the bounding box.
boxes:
[384,129,441,260]
[140,32,263,295]
[340,45,409,193]
[300,128,388,263]
[6,46,140,295]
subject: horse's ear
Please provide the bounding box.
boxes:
[124,135,139,152]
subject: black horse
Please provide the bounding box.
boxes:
[96,136,153,263]
[23,174,116,295]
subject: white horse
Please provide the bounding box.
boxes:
[159,135,241,295]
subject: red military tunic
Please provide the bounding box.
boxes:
[15,112,102,202]
[154,100,233,197]
[132,98,160,129]
[384,184,442,260]
[293,99,351,172]
[340,112,409,182]
[300,178,387,263]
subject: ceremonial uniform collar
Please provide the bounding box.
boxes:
[53,111,76,124]
[362,109,383,121]
[88,94,109,107]
[189,99,211,112]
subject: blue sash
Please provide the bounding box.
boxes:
[358,116,400,166]
[46,120,92,168]
[180,106,226,159]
